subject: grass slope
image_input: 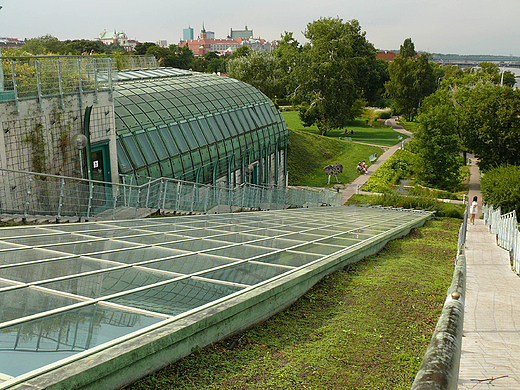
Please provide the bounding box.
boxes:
[125,217,458,390]
[287,129,382,187]
[282,111,407,147]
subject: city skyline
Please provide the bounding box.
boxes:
[1,0,519,56]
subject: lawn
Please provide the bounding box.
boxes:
[287,128,382,187]
[125,217,459,390]
[282,110,408,147]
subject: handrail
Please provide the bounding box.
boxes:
[411,204,468,390]
[0,168,341,221]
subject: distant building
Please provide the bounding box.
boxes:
[376,51,398,61]
[180,25,273,56]
[157,40,168,48]
[96,30,138,51]
[229,26,253,40]
[183,27,194,41]
[0,37,24,49]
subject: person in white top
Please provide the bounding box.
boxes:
[469,196,478,225]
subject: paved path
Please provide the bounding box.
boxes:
[338,118,412,204]
[458,158,520,389]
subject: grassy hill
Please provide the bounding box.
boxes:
[287,128,382,187]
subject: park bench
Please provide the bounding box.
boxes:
[369,153,378,163]
[338,137,352,141]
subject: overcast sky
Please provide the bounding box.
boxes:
[2,0,519,56]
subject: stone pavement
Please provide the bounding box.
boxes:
[457,158,520,389]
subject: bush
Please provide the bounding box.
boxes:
[481,165,520,214]
[376,110,392,120]
[362,149,417,192]
[348,193,465,218]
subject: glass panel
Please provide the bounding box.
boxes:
[205,116,223,141]
[87,246,187,263]
[147,128,169,159]
[0,303,162,377]
[169,123,190,152]
[207,244,275,260]
[44,240,139,256]
[135,132,157,163]
[41,268,178,298]
[221,112,239,135]
[0,287,81,323]
[188,118,207,145]
[179,121,199,149]
[160,238,231,252]
[200,262,288,285]
[107,278,243,316]
[158,125,180,155]
[144,253,235,274]
[229,111,245,133]
[214,113,231,138]
[197,117,215,143]
[0,257,118,283]
[254,251,322,267]
[121,135,146,167]
[116,139,133,172]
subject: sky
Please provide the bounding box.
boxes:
[2,0,520,56]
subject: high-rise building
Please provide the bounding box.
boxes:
[183,26,194,41]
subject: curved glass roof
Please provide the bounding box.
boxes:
[113,70,288,184]
[0,206,433,387]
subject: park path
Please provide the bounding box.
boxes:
[338,117,412,204]
[457,157,520,389]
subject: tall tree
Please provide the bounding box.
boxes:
[400,38,416,58]
[385,39,437,121]
[292,17,378,135]
[456,84,520,170]
[414,89,462,190]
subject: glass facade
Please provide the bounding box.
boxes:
[0,206,433,384]
[113,69,288,185]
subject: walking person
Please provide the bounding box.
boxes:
[470,196,478,224]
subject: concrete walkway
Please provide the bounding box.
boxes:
[458,158,520,389]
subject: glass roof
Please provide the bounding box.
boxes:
[0,206,432,382]
[112,69,288,183]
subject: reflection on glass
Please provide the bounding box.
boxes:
[41,267,179,299]
[0,287,81,323]
[0,303,162,377]
[161,239,230,252]
[206,245,274,260]
[144,253,235,275]
[108,278,243,316]
[44,240,138,255]
[291,243,344,255]
[200,262,288,285]
[0,248,73,267]
[0,257,118,283]
[254,251,321,268]
[88,247,186,264]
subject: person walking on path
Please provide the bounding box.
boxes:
[469,195,478,224]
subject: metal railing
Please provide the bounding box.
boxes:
[411,204,468,390]
[484,204,520,273]
[0,55,157,106]
[0,168,341,222]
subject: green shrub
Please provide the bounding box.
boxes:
[377,110,392,120]
[348,193,465,218]
[362,149,417,192]
[481,165,520,214]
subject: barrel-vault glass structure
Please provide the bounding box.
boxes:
[113,68,289,186]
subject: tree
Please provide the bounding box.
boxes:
[292,17,379,135]
[385,39,437,121]
[456,84,520,170]
[226,50,280,99]
[400,38,416,58]
[134,42,157,56]
[22,35,63,55]
[413,89,462,190]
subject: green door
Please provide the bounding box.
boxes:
[90,143,112,212]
